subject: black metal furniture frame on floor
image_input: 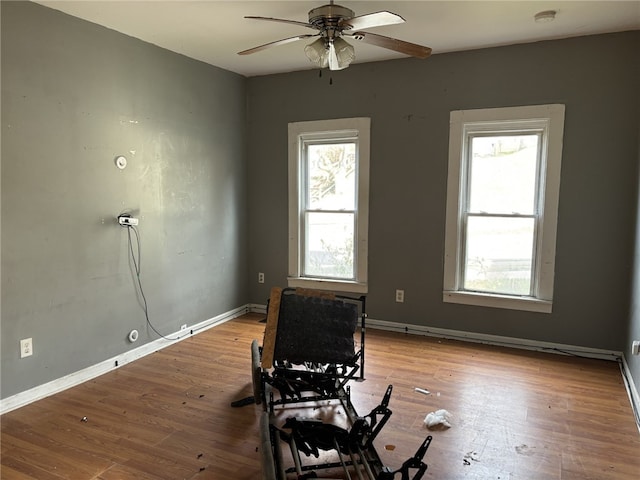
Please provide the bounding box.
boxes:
[252,287,433,480]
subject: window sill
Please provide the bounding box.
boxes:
[443,290,552,313]
[288,277,368,294]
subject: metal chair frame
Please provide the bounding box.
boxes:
[253,287,432,480]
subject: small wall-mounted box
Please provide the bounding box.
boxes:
[118,215,139,226]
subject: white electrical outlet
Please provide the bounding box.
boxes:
[20,338,33,358]
[258,272,265,284]
[180,324,188,331]
[395,289,405,303]
[632,340,640,356]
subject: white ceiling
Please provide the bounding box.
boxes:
[35,1,640,77]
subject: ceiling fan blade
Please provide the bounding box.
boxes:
[238,34,317,55]
[347,31,432,59]
[339,11,405,30]
[244,16,319,30]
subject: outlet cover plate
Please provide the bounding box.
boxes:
[20,338,33,358]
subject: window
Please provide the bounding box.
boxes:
[288,118,370,293]
[443,105,565,313]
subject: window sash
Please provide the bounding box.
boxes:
[461,213,537,296]
[459,131,544,298]
[465,132,542,216]
[302,210,356,280]
[302,138,357,212]
[300,137,358,281]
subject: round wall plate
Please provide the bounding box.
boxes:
[115,155,127,169]
[128,329,139,342]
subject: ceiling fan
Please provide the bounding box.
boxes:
[238,1,432,71]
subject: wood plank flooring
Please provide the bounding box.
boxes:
[1,313,639,479]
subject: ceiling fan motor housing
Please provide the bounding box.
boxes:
[308,3,354,34]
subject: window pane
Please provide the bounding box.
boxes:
[304,212,354,279]
[468,135,539,215]
[307,143,356,210]
[463,216,534,295]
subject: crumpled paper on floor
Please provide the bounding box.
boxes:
[424,409,452,429]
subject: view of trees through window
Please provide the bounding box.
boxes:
[304,142,356,279]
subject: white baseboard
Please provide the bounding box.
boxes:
[0,305,249,415]
[248,303,267,315]
[365,317,623,361]
[620,355,640,433]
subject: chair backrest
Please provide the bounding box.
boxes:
[273,289,359,366]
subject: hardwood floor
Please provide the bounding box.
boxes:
[2,313,639,479]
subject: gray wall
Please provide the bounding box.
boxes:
[1,2,248,399]
[246,31,640,352]
[628,124,640,393]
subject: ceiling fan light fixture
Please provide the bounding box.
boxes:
[304,37,328,67]
[333,37,355,68]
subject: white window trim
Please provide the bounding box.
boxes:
[288,118,370,294]
[443,104,565,313]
